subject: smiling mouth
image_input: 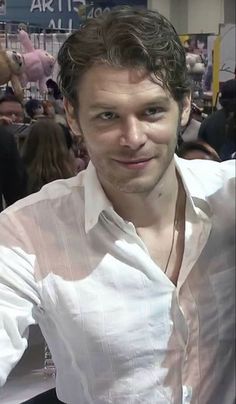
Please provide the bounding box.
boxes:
[114,157,153,163]
[113,157,154,169]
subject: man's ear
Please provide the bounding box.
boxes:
[180,94,191,127]
[64,98,82,136]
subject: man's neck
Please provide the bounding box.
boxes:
[101,159,179,230]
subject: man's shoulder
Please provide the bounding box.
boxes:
[177,157,235,200]
[178,156,234,173]
[0,172,87,258]
[2,171,86,218]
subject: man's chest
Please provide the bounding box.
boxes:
[35,213,234,342]
[136,225,185,286]
[37,256,183,379]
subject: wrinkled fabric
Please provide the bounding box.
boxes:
[0,156,235,404]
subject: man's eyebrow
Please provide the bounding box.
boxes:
[142,96,171,106]
[89,104,117,111]
[89,96,171,111]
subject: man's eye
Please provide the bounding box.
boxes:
[144,107,163,116]
[98,112,117,120]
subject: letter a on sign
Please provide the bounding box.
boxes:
[30,0,42,12]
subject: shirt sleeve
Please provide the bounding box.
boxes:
[0,210,40,387]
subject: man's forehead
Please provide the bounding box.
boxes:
[83,64,163,84]
[0,101,22,110]
[78,65,170,100]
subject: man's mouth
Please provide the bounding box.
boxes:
[113,157,154,169]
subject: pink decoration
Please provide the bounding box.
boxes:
[18,29,55,94]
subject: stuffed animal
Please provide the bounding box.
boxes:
[0,40,24,100]
[186,52,205,75]
[18,28,55,95]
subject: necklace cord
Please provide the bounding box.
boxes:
[164,180,183,274]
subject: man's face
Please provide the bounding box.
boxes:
[66,65,190,195]
[0,101,24,123]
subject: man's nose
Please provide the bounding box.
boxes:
[120,117,147,150]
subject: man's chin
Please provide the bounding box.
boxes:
[109,175,160,194]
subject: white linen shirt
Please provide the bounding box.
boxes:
[0,156,235,404]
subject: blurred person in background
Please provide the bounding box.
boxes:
[42,100,56,119]
[177,140,221,161]
[46,78,62,101]
[42,99,67,125]
[0,126,27,212]
[198,78,236,160]
[25,99,44,122]
[22,118,76,194]
[180,102,203,143]
[0,94,24,125]
[59,123,87,173]
[70,131,90,172]
[46,79,66,119]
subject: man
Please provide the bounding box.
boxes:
[0,7,235,404]
[0,94,24,125]
[198,78,236,160]
[24,99,44,122]
[0,126,28,211]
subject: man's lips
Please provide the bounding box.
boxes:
[112,157,154,169]
[113,157,153,164]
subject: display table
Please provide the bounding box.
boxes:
[0,326,56,404]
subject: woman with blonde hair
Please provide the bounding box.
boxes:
[22,118,76,194]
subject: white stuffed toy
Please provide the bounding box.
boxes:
[186,52,205,75]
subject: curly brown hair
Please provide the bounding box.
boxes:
[58,6,191,109]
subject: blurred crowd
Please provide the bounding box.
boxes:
[0,80,90,211]
[0,77,235,212]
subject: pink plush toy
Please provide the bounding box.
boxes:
[18,28,55,94]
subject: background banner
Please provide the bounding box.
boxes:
[0,0,147,30]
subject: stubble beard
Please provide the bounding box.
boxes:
[96,137,177,196]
